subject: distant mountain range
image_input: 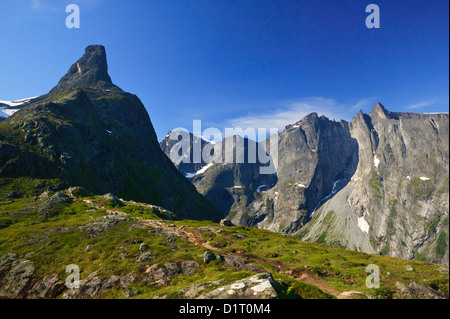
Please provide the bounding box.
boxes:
[161,104,449,265]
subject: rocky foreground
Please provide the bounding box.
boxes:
[0,188,448,299]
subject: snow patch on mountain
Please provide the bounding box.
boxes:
[358,216,370,233]
[374,155,380,168]
[185,162,214,178]
[256,185,267,193]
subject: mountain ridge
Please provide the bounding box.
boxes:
[161,104,449,265]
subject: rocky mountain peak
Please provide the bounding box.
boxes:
[370,102,389,119]
[49,45,121,95]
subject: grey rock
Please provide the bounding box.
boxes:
[68,186,89,197]
[123,289,141,298]
[135,251,154,264]
[27,274,64,299]
[162,279,224,299]
[0,259,35,298]
[436,267,449,275]
[77,215,126,238]
[0,253,18,272]
[37,192,71,216]
[139,243,149,252]
[143,261,199,287]
[221,255,264,272]
[220,219,234,227]
[197,273,279,299]
[181,261,199,276]
[62,271,120,299]
[396,281,445,299]
[405,265,414,272]
[38,191,50,200]
[202,251,216,264]
[120,273,139,288]
[102,193,122,206]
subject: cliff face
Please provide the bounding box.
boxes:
[0,46,221,221]
[162,104,449,265]
[299,104,449,263]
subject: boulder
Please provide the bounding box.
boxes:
[143,261,199,287]
[139,243,149,252]
[102,193,122,206]
[134,251,154,264]
[68,186,89,197]
[123,289,141,298]
[27,274,65,299]
[202,251,216,264]
[197,273,279,299]
[220,219,234,227]
[405,265,414,272]
[37,192,72,217]
[62,271,121,299]
[77,215,126,238]
[395,281,445,299]
[0,259,35,298]
[160,279,224,299]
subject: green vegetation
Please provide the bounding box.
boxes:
[369,177,384,199]
[435,233,447,258]
[415,254,427,262]
[407,178,434,200]
[0,192,448,299]
[380,246,390,255]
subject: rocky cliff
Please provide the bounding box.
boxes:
[298,104,449,265]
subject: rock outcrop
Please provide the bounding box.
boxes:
[197,273,279,299]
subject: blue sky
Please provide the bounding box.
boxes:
[0,0,448,141]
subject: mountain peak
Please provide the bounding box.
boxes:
[370,102,389,118]
[49,45,121,95]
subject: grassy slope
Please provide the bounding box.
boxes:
[0,190,448,299]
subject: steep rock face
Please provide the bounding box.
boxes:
[49,45,120,95]
[0,45,220,221]
[265,113,358,233]
[298,104,449,265]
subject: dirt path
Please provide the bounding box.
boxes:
[73,196,358,299]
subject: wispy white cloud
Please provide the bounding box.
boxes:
[407,97,439,109]
[226,97,377,133]
[29,0,58,13]
[28,0,102,14]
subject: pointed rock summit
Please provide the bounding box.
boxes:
[370,102,390,119]
[49,45,121,95]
